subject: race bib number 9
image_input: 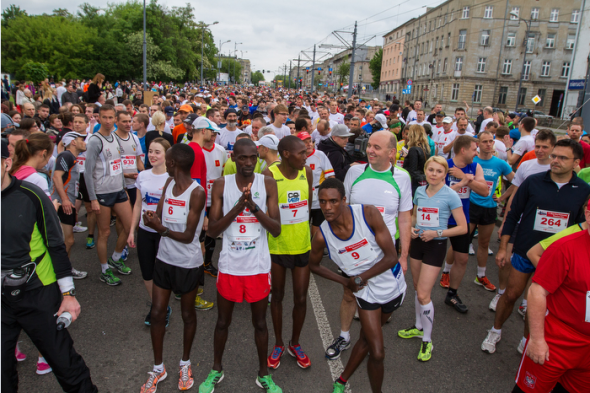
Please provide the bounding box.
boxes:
[533,209,569,234]
[109,159,122,176]
[339,238,377,272]
[163,198,187,223]
[417,207,439,227]
[279,200,309,224]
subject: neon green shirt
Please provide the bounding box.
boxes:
[539,223,585,250]
[578,167,590,185]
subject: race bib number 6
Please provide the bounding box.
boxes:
[533,209,569,234]
[163,198,187,223]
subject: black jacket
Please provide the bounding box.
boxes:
[403,146,429,195]
[43,97,60,114]
[318,137,354,181]
[86,83,101,103]
[61,91,79,105]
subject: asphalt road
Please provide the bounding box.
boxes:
[15,220,526,393]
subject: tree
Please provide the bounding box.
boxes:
[20,62,48,83]
[335,61,350,91]
[369,48,382,90]
[251,71,264,86]
[1,4,27,27]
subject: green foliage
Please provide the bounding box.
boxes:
[218,58,242,83]
[335,62,350,90]
[1,4,27,27]
[20,62,49,83]
[251,71,265,86]
[369,48,382,90]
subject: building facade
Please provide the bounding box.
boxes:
[238,58,251,84]
[395,0,581,116]
[379,19,412,100]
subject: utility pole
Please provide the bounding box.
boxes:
[311,45,316,93]
[289,61,292,89]
[296,55,301,89]
[142,0,147,90]
[347,21,357,99]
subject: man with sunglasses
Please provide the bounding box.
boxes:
[482,139,590,355]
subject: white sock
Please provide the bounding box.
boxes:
[101,263,109,273]
[442,262,453,273]
[340,330,350,342]
[414,292,423,330]
[520,337,527,346]
[420,302,434,342]
[38,356,46,364]
[112,250,123,261]
[477,266,486,278]
[153,363,164,373]
[180,359,190,367]
[491,326,501,334]
[498,288,505,295]
[521,299,528,307]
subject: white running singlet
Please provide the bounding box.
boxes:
[203,143,227,207]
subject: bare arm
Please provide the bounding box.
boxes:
[306,165,313,212]
[470,164,491,196]
[206,177,245,238]
[397,210,411,274]
[309,229,349,287]
[127,188,143,248]
[442,138,455,154]
[526,243,545,268]
[526,283,550,365]
[52,170,73,214]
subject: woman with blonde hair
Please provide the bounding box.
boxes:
[398,155,467,362]
[144,111,174,169]
[492,111,505,126]
[403,124,431,195]
[86,73,105,103]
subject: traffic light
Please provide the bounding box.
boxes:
[318,70,321,75]
[262,70,265,73]
[329,70,332,76]
[306,67,309,74]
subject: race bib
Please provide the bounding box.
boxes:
[279,200,309,224]
[396,159,404,167]
[375,206,385,216]
[486,181,495,196]
[312,187,318,201]
[417,207,439,227]
[206,179,215,192]
[122,155,136,169]
[339,238,377,272]
[586,291,590,323]
[109,159,122,176]
[533,209,569,234]
[140,153,146,163]
[227,215,261,241]
[450,181,470,199]
[76,157,85,170]
[163,198,187,223]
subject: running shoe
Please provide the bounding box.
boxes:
[121,245,129,262]
[255,375,282,393]
[445,293,468,313]
[145,308,152,326]
[199,369,224,393]
[473,229,478,238]
[518,304,527,319]
[488,248,494,256]
[110,217,116,226]
[165,306,172,328]
[267,345,285,369]
[203,263,218,278]
[325,336,351,360]
[100,268,121,286]
[397,326,424,339]
[481,329,502,354]
[517,339,526,355]
[86,237,95,249]
[140,368,167,393]
[468,244,475,255]
[474,276,496,291]
[287,341,311,369]
[36,359,52,375]
[489,293,501,312]
[194,296,214,310]
[178,364,194,391]
[439,272,450,288]
[15,344,26,362]
[332,382,345,393]
[417,341,433,362]
[71,268,88,279]
[73,222,87,233]
[107,257,132,275]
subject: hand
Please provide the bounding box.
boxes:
[346,276,362,293]
[61,199,74,215]
[398,255,408,274]
[143,210,163,232]
[496,248,507,268]
[52,199,61,212]
[497,223,504,239]
[526,338,550,365]
[461,173,474,185]
[57,296,81,322]
[127,232,136,248]
[448,167,464,180]
[91,200,101,214]
[503,135,513,149]
[420,230,437,242]
[411,227,421,239]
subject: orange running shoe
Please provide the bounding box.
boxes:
[439,272,450,288]
[140,367,167,393]
[178,364,194,391]
[474,276,496,292]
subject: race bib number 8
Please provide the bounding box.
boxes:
[227,215,261,241]
[279,200,309,224]
[533,209,569,234]
[163,198,187,223]
[109,159,122,176]
[417,207,439,227]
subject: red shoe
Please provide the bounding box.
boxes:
[267,345,285,369]
[140,367,167,393]
[15,344,26,362]
[288,341,311,369]
[36,359,52,375]
[474,276,496,292]
[439,272,450,288]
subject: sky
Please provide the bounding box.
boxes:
[5,0,445,80]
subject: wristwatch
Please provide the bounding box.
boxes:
[354,276,364,287]
[62,289,76,297]
[251,204,260,214]
[437,230,444,237]
[160,227,170,237]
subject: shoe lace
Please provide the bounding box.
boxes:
[292,344,305,358]
[260,375,276,388]
[271,346,283,359]
[145,372,157,388]
[205,370,219,385]
[420,341,429,354]
[180,365,189,382]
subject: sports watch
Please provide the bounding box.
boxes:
[437,230,444,237]
[354,276,364,287]
[62,289,76,297]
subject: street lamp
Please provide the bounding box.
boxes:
[218,40,230,83]
[233,42,242,83]
[511,11,531,112]
[143,0,147,90]
[200,21,218,86]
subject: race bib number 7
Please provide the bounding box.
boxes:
[533,209,569,234]
[279,200,309,224]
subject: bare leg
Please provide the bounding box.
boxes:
[270,263,287,347]
[150,285,172,365]
[493,267,531,330]
[61,224,74,256]
[112,201,132,254]
[212,293,236,372]
[340,287,356,334]
[95,204,113,265]
[180,286,200,361]
[290,265,310,346]
[250,297,270,377]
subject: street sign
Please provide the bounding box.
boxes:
[532,95,541,105]
[568,79,585,90]
[402,88,411,94]
[406,85,412,91]
[407,80,413,85]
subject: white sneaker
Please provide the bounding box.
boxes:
[481,329,502,354]
[73,222,87,233]
[489,293,501,311]
[469,244,475,255]
[353,310,360,320]
[71,268,88,279]
[517,338,526,355]
[488,248,493,256]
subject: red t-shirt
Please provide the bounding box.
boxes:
[188,142,208,202]
[533,229,590,336]
[580,140,590,169]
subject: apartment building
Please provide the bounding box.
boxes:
[380,19,413,100]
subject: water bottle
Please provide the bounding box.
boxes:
[56,312,72,330]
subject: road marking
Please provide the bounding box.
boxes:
[308,274,352,393]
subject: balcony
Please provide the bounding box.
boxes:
[454,70,462,77]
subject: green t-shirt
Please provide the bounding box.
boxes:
[578,167,590,185]
[539,223,585,250]
[223,157,266,176]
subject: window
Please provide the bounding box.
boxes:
[537,89,546,106]
[429,21,432,31]
[567,33,575,49]
[421,43,425,54]
[437,59,441,74]
[481,30,490,46]
[510,7,520,20]
[498,87,508,105]
[572,10,581,23]
[541,61,551,77]
[561,62,570,78]
[502,59,512,74]
[458,30,467,49]
[429,41,433,53]
[531,8,539,21]
[451,83,460,101]
[550,9,559,22]
[444,15,447,25]
[473,85,483,103]
[476,58,486,73]
[523,61,531,80]
[443,58,448,73]
[435,37,439,51]
[517,88,527,106]
[447,33,451,47]
[526,34,535,53]
[546,34,556,48]
[462,6,469,19]
[484,6,493,19]
[437,18,441,28]
[455,57,463,71]
[506,32,516,47]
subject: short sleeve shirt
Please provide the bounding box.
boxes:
[413,185,462,238]
[470,156,512,208]
[306,149,335,209]
[578,167,590,185]
[52,151,79,205]
[512,160,550,187]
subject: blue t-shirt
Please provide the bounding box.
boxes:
[470,156,512,208]
[133,131,147,166]
[413,185,462,238]
[427,137,435,157]
[445,159,478,225]
[93,123,117,133]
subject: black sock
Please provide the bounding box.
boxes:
[447,288,457,297]
[88,234,94,239]
[336,376,347,385]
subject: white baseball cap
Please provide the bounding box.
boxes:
[375,114,388,129]
[192,117,221,133]
[442,116,453,124]
[61,131,86,146]
[255,134,280,150]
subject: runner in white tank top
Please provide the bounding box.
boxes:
[199,138,282,393]
[309,178,406,393]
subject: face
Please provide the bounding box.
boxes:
[7,134,24,158]
[534,139,553,160]
[288,123,296,134]
[492,113,499,123]
[479,134,494,154]
[149,142,167,167]
[366,133,394,166]
[455,110,465,118]
[138,107,148,115]
[568,125,583,141]
[178,110,189,121]
[70,106,81,114]
[52,118,63,129]
[92,113,99,122]
[85,107,94,118]
[460,141,478,163]
[359,101,366,108]
[150,106,159,116]
[125,104,133,113]
[73,118,88,133]
[209,111,221,125]
[350,119,360,128]
[226,113,238,124]
[252,120,263,135]
[165,150,175,177]
[99,109,116,131]
[318,188,346,222]
[457,119,468,133]
[117,113,132,133]
[435,115,443,125]
[285,140,308,170]
[276,110,289,123]
[173,115,182,127]
[234,145,259,177]
[320,109,329,120]
[72,137,87,152]
[414,101,422,110]
[434,104,442,113]
[330,102,338,113]
[302,137,313,155]
[425,161,447,185]
[417,111,425,122]
[550,146,579,175]
[24,104,35,118]
[366,113,375,123]
[12,113,21,124]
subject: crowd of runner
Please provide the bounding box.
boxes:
[2,74,590,393]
